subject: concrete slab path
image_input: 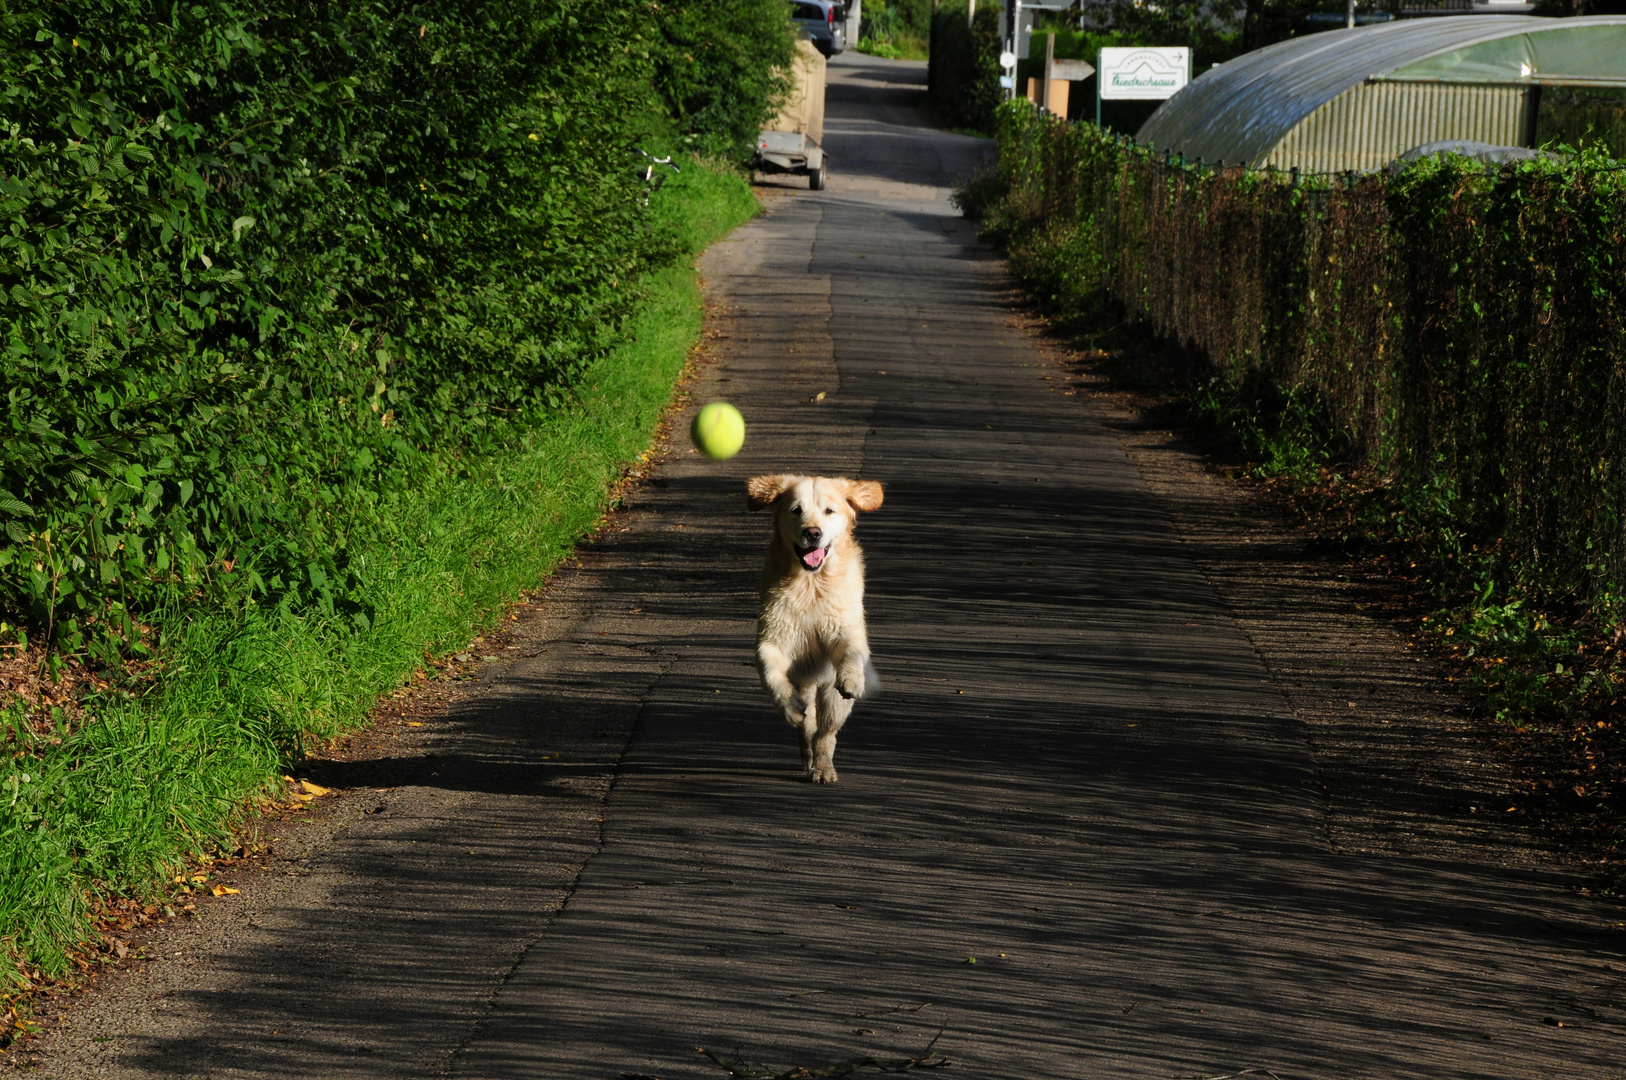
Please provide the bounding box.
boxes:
[33,53,1625,1080]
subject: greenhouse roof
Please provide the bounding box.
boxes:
[1136,16,1626,167]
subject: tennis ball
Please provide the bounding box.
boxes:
[691,401,745,460]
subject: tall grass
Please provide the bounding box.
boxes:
[0,163,758,983]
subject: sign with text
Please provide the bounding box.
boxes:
[1098,47,1191,100]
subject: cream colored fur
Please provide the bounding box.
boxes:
[746,474,884,783]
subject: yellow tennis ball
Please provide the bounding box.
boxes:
[691,401,745,460]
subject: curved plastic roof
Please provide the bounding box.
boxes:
[1137,16,1626,166]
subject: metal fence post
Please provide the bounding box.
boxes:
[1095,48,1102,129]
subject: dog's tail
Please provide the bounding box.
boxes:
[863,657,881,698]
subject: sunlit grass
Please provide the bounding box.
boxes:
[0,162,758,983]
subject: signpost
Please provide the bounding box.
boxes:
[1096,46,1191,126]
[1001,0,1076,101]
[1037,34,1091,117]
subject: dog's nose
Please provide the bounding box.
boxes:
[802,526,822,544]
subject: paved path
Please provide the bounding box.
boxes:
[37,53,1625,1080]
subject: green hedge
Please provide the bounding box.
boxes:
[926,6,1002,133]
[0,0,788,981]
[655,0,798,162]
[0,0,792,658]
[0,161,760,983]
[982,102,1626,605]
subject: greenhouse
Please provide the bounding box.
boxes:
[1136,16,1626,172]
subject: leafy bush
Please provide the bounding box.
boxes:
[858,0,931,60]
[926,6,1002,132]
[0,0,782,978]
[0,161,761,983]
[0,0,791,658]
[980,102,1626,610]
[948,165,1005,220]
[653,0,797,163]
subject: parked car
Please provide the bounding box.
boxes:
[791,0,845,57]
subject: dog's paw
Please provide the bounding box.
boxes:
[809,764,839,783]
[835,669,865,700]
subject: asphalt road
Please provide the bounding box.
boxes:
[35,53,1625,1080]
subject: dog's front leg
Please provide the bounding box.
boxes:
[831,629,871,702]
[757,640,796,711]
[757,641,812,722]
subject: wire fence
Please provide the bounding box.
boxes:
[993,103,1626,600]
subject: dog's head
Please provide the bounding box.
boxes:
[746,475,884,573]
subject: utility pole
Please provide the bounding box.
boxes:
[1346,0,1355,29]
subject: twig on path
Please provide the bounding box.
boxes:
[1175,1069,1285,1080]
[696,1029,950,1078]
[855,1002,932,1019]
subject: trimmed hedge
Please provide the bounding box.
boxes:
[0,0,792,658]
[983,102,1626,604]
[926,6,1002,133]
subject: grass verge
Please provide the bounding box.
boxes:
[0,161,759,987]
[856,35,929,61]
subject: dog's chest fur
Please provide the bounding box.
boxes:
[757,540,865,656]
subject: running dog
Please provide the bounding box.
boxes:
[746,474,884,782]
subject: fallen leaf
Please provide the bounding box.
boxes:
[299,780,331,797]
[211,884,240,897]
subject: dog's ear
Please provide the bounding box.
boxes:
[843,480,884,514]
[746,474,798,511]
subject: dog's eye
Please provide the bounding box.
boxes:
[790,505,801,514]
[823,507,834,515]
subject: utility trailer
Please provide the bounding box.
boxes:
[754,39,828,190]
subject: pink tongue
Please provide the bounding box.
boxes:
[802,547,826,569]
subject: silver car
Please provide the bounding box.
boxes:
[791,0,845,57]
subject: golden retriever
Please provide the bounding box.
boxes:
[746,474,885,782]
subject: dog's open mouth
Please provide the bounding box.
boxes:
[797,545,827,571]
